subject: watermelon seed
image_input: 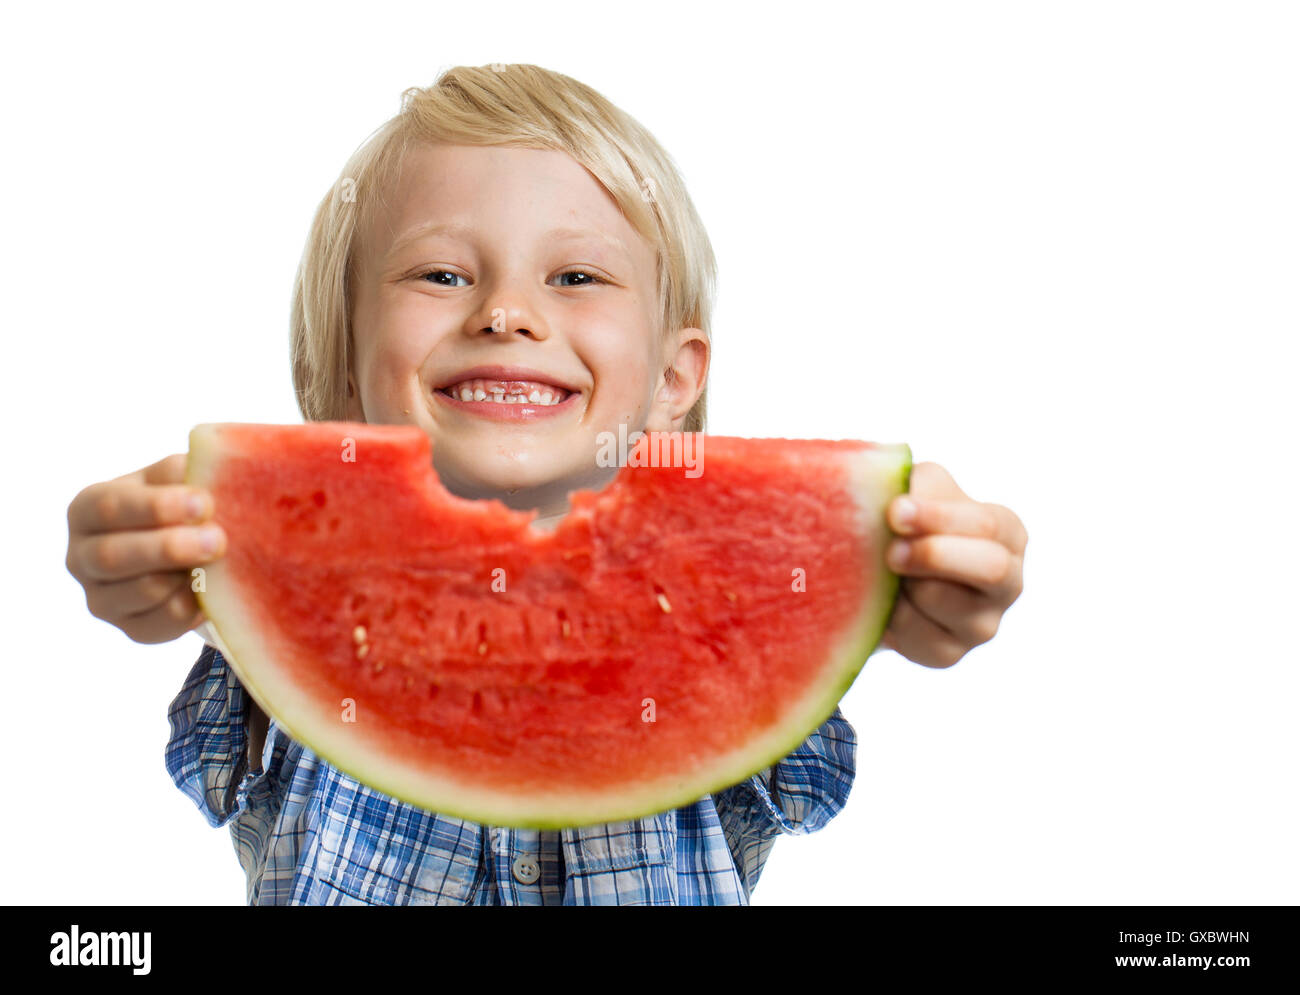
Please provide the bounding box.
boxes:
[657,592,672,614]
[356,643,369,660]
[372,660,385,673]
[725,591,737,603]
[353,625,367,644]
[562,620,571,638]
[477,642,488,655]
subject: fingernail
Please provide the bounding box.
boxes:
[199,526,221,554]
[890,540,911,569]
[187,493,207,521]
[895,498,916,530]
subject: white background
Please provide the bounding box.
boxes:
[3,0,1296,905]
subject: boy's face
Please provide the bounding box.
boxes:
[348,143,706,523]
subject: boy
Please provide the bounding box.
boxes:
[66,64,1026,904]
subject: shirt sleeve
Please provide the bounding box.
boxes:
[165,643,260,828]
[711,705,858,895]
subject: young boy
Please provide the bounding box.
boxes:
[65,64,1026,904]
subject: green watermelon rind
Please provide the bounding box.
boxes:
[187,424,912,830]
[708,444,913,818]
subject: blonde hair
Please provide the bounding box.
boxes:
[291,63,717,432]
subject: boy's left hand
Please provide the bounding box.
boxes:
[879,462,1027,668]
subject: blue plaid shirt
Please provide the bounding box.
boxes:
[166,643,857,905]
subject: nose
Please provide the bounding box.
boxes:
[481,305,544,340]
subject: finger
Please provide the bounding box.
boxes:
[69,453,190,531]
[893,463,1029,556]
[70,482,213,535]
[140,452,189,486]
[889,495,1021,549]
[84,570,192,621]
[997,503,1030,556]
[116,585,207,645]
[906,461,970,502]
[73,523,226,583]
[883,584,969,668]
[888,534,1021,597]
[903,578,1002,648]
[95,452,188,488]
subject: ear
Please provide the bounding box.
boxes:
[648,328,709,432]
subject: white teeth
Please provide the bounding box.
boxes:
[442,378,572,405]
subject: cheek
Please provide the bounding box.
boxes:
[593,352,656,419]
[577,323,658,396]
[349,338,430,424]
[359,308,438,392]
[359,363,407,420]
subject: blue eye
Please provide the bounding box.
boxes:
[420,270,469,287]
[416,269,606,287]
[554,269,607,287]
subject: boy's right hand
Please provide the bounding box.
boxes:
[66,453,227,644]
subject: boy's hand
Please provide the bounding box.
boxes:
[66,453,227,644]
[879,462,1027,668]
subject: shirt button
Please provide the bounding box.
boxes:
[511,855,541,885]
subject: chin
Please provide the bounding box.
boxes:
[433,449,564,499]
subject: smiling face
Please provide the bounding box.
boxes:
[347,143,707,526]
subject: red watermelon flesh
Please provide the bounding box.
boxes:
[186,422,911,828]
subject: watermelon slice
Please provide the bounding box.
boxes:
[186,422,911,828]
